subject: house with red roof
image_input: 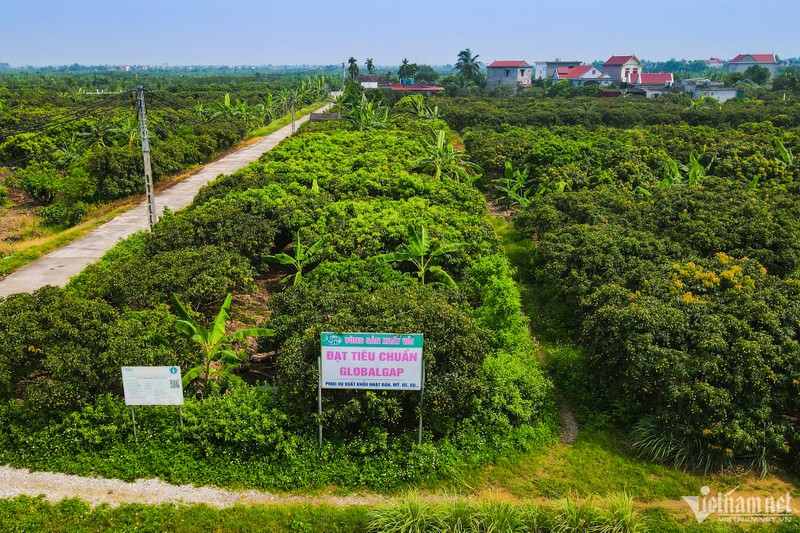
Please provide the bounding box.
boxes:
[726,54,778,77]
[534,59,582,79]
[552,65,612,85]
[389,82,445,97]
[602,55,642,83]
[487,60,532,89]
[628,72,675,97]
[705,58,724,69]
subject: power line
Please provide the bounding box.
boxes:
[0,92,137,168]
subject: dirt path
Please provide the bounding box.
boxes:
[0,102,333,297]
[0,465,384,508]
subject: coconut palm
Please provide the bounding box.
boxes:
[365,58,375,74]
[454,48,482,83]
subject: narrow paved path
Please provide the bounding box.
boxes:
[0,103,332,297]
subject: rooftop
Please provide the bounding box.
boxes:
[487,60,531,68]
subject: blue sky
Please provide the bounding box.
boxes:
[1,0,797,67]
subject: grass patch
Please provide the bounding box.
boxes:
[0,496,370,533]
[0,207,127,278]
[8,493,795,532]
[434,429,699,502]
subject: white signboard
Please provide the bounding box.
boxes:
[121,366,184,406]
[320,332,423,390]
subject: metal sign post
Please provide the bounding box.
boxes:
[130,406,138,443]
[318,354,324,447]
[418,359,426,445]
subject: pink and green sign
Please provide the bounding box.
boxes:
[320,332,423,390]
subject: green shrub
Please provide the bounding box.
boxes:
[72,245,255,317]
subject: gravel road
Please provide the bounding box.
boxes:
[0,465,382,508]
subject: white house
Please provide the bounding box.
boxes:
[487,61,533,88]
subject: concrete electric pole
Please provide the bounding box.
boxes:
[136,85,158,229]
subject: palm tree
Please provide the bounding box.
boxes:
[454,48,482,84]
[347,57,359,80]
[365,58,375,74]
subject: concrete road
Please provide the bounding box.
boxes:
[0,103,333,297]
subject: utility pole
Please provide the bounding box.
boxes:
[290,93,296,134]
[136,85,158,229]
[341,62,345,88]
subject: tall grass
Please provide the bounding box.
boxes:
[367,493,444,533]
[364,493,649,533]
[631,417,731,474]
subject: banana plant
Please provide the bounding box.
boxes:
[413,129,481,182]
[659,153,714,188]
[172,293,273,399]
[343,95,389,131]
[493,161,532,207]
[775,138,794,167]
[264,232,324,286]
[376,224,466,286]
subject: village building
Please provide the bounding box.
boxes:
[357,74,391,90]
[627,72,674,97]
[551,65,612,85]
[602,55,642,83]
[534,59,582,80]
[486,60,533,88]
[726,54,779,77]
[389,82,445,97]
[680,78,742,103]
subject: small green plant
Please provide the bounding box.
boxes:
[659,153,713,188]
[598,491,647,533]
[343,95,389,131]
[367,494,443,533]
[264,232,323,286]
[551,496,599,533]
[775,137,794,167]
[376,224,466,286]
[472,498,525,532]
[493,161,532,207]
[172,293,273,398]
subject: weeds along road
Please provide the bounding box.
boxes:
[0,102,333,298]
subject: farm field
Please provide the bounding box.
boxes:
[0,72,335,277]
[1,79,799,531]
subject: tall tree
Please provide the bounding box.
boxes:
[454,48,482,83]
[398,58,417,79]
[347,57,360,80]
[365,58,375,74]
